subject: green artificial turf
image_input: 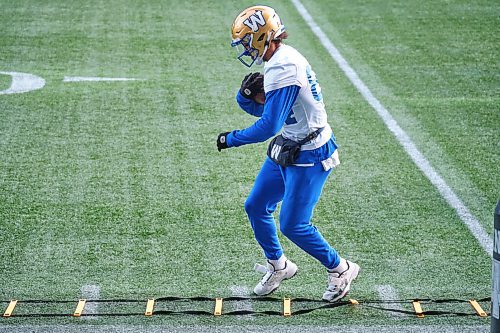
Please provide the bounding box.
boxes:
[300,0,500,230]
[0,73,11,92]
[0,0,496,330]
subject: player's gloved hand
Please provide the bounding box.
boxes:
[217,132,230,152]
[240,72,264,100]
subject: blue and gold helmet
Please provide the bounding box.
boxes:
[231,5,285,67]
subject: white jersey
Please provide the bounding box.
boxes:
[263,44,332,151]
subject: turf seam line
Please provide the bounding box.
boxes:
[290,0,493,256]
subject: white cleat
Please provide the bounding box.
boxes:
[322,260,360,302]
[253,259,298,296]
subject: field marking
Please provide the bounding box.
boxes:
[80,284,100,319]
[290,0,493,256]
[0,71,45,95]
[63,76,143,82]
[0,325,489,333]
[376,285,406,318]
[229,285,254,320]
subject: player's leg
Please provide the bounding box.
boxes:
[245,157,297,295]
[245,157,285,260]
[279,163,359,301]
[279,163,338,267]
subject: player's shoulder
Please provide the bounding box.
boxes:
[264,45,308,91]
[265,45,307,69]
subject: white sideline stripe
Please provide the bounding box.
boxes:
[229,285,254,320]
[290,0,493,256]
[0,71,45,94]
[376,285,406,317]
[63,76,143,82]
[80,284,100,319]
[0,325,489,333]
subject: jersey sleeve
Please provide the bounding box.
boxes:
[235,90,264,117]
[226,85,301,147]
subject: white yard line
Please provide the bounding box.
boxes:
[376,285,406,318]
[229,285,254,320]
[80,284,101,319]
[0,325,489,333]
[290,0,493,256]
[63,76,143,82]
[0,71,45,94]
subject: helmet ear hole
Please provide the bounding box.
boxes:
[257,33,265,42]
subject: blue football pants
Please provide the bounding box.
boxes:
[244,157,341,270]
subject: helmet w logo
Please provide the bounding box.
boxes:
[243,10,266,32]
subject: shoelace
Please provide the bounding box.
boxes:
[327,267,351,292]
[327,273,341,282]
[327,263,350,286]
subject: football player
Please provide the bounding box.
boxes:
[217,5,360,302]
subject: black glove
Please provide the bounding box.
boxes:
[217,132,230,152]
[240,72,264,100]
